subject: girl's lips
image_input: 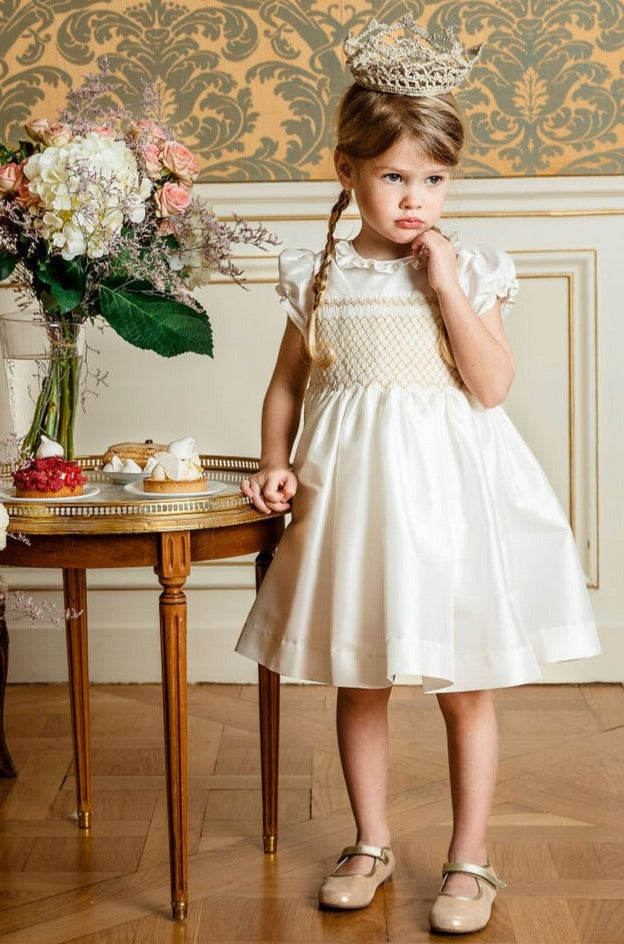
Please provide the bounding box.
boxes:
[396,218,424,229]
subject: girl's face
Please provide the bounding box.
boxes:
[335,136,451,260]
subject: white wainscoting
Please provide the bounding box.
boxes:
[2,177,623,683]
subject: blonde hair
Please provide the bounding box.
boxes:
[307,85,465,368]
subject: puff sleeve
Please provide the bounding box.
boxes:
[457,245,519,319]
[275,248,318,335]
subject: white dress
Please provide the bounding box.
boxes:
[236,240,601,692]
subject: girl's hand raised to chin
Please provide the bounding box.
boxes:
[241,467,298,515]
[412,229,459,295]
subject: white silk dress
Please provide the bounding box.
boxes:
[235,240,600,692]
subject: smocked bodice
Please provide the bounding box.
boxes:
[308,294,462,395]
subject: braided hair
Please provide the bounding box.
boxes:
[306,187,352,367]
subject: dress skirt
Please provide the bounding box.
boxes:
[236,382,600,693]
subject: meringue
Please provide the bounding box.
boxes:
[36,435,65,459]
[102,455,123,472]
[152,437,203,482]
[120,458,142,473]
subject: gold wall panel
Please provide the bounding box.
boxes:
[1,1,623,181]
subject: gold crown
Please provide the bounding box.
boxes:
[344,15,482,97]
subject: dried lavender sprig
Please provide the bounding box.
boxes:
[0,589,81,627]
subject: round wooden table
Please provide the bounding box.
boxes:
[0,456,285,919]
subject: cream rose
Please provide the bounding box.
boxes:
[25,118,73,146]
[154,182,191,218]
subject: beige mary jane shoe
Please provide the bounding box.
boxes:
[428,860,506,934]
[318,844,395,909]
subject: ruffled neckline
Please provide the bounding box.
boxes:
[334,240,416,273]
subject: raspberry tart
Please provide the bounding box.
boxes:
[13,456,87,499]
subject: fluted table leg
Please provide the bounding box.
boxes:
[256,549,280,854]
[156,531,190,921]
[63,568,91,829]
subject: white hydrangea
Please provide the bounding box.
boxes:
[24,133,152,260]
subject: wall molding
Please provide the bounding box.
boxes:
[513,251,599,587]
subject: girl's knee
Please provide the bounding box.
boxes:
[337,686,392,709]
[436,689,493,720]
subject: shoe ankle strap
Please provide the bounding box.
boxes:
[442,861,506,889]
[340,844,391,865]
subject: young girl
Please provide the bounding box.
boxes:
[236,17,600,934]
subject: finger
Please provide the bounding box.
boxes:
[247,480,272,515]
[262,473,291,501]
[264,498,291,512]
[281,476,298,500]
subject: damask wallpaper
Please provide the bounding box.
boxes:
[1,0,623,181]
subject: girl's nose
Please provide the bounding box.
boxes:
[400,188,422,209]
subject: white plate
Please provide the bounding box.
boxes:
[123,480,228,498]
[100,470,147,485]
[0,484,100,503]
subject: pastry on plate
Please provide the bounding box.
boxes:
[13,436,87,498]
[102,439,166,471]
[142,437,205,493]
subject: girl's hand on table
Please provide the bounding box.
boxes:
[241,468,298,515]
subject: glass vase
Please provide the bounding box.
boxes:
[0,312,84,459]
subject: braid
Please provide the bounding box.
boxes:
[306,187,352,366]
[437,327,457,370]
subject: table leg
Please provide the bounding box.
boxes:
[63,569,91,829]
[0,594,16,777]
[155,531,190,921]
[256,549,280,854]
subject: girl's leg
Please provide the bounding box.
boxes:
[333,685,393,875]
[436,689,499,896]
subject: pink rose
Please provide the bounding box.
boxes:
[0,162,24,195]
[89,124,117,138]
[154,182,191,218]
[13,159,38,208]
[142,142,163,178]
[158,218,176,235]
[131,119,167,143]
[161,141,200,185]
[15,176,39,209]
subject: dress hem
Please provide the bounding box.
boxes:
[235,619,601,694]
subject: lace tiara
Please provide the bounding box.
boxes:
[344,15,483,97]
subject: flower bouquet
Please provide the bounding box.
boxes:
[0,63,278,458]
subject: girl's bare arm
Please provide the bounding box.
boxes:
[414,230,515,407]
[241,319,311,514]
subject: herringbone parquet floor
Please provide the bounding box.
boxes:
[0,682,622,943]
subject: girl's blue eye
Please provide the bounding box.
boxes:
[426,175,446,185]
[383,173,402,182]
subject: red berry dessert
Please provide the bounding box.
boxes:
[13,457,87,499]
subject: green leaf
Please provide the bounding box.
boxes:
[0,252,18,281]
[98,280,213,358]
[33,256,86,314]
